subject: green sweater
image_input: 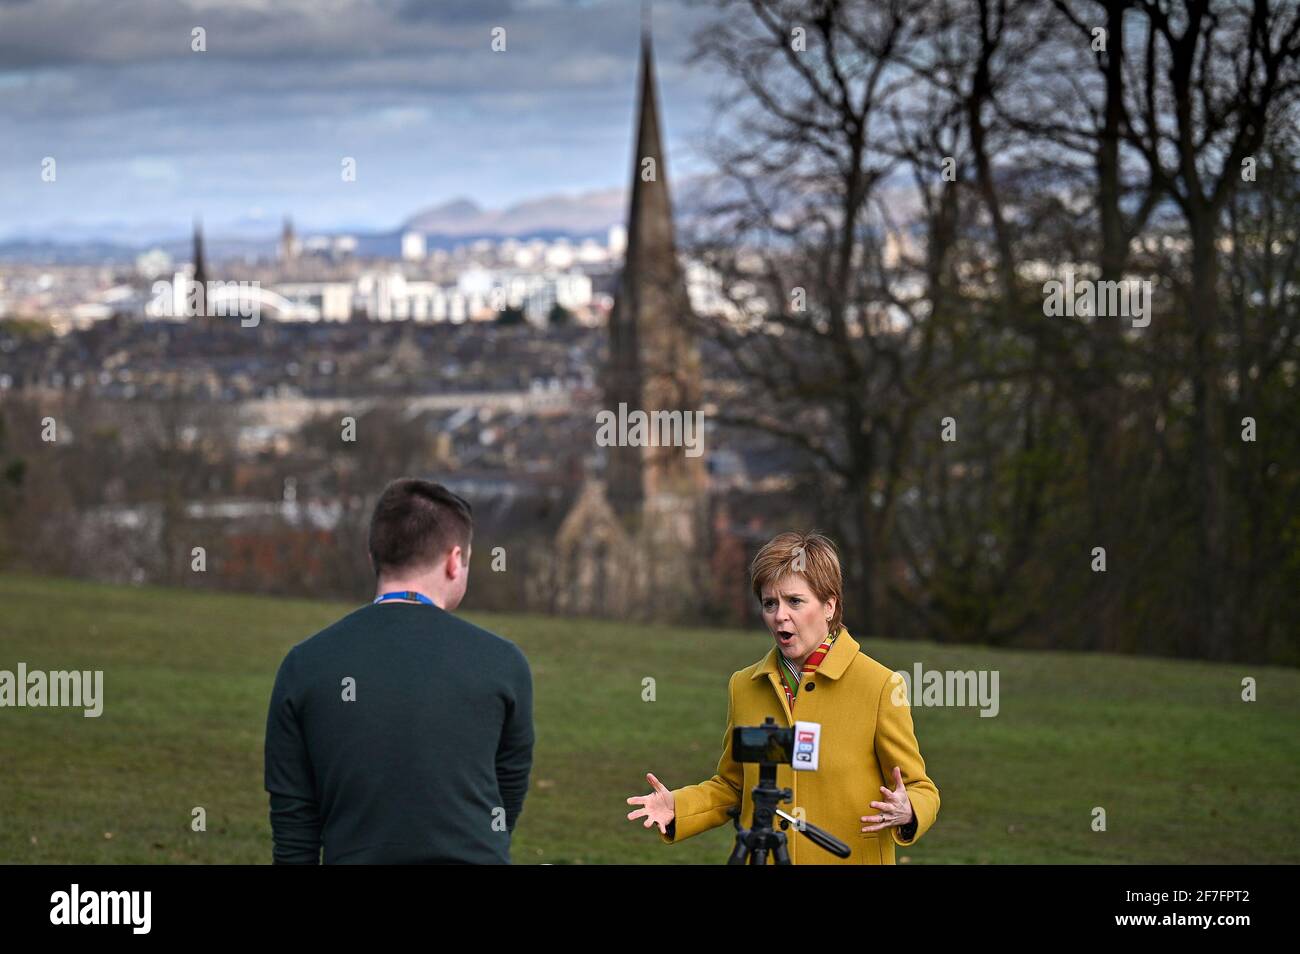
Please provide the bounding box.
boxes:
[264,601,534,864]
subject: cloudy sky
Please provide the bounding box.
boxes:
[0,0,728,242]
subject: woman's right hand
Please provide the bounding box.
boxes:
[626,772,675,834]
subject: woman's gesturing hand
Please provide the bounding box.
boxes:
[861,765,915,832]
[626,772,676,834]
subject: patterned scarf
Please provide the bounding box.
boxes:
[778,626,839,713]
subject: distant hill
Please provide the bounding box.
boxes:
[0,239,140,266]
[0,176,721,264]
[403,188,627,239]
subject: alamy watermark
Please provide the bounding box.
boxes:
[50,884,150,934]
[889,664,999,717]
[1042,268,1152,328]
[595,402,705,458]
[0,664,103,717]
[148,278,263,327]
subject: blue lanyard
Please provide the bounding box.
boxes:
[373,591,436,606]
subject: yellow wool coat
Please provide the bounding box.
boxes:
[660,629,939,864]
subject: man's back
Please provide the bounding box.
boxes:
[264,601,534,864]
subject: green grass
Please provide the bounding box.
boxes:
[0,572,1295,864]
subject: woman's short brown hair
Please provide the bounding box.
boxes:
[750,530,844,636]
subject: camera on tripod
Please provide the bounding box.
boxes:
[725,716,849,864]
[733,720,820,769]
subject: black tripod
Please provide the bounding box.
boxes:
[726,761,851,864]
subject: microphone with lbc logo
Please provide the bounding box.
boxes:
[792,720,821,771]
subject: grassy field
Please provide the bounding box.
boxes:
[0,572,1296,864]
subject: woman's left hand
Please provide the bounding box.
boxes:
[861,765,914,832]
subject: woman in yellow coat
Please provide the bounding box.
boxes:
[627,530,939,864]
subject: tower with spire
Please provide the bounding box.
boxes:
[188,218,208,318]
[192,219,207,292]
[551,13,709,622]
[280,216,300,264]
[604,19,707,520]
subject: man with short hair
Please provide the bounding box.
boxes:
[264,477,534,864]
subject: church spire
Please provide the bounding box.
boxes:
[558,10,710,623]
[280,215,299,263]
[603,17,705,520]
[624,13,675,283]
[192,218,207,292]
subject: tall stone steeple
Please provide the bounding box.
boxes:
[603,19,706,523]
[280,216,299,263]
[552,13,710,623]
[192,218,208,292]
[187,218,209,319]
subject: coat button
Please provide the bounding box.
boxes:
[805,682,815,691]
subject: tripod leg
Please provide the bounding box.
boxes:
[773,839,792,865]
[727,832,750,865]
[751,847,769,866]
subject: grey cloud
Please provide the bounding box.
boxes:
[395,0,517,24]
[0,0,723,238]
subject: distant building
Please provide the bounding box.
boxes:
[331,235,357,260]
[280,217,301,263]
[401,230,428,261]
[135,248,173,279]
[498,270,593,326]
[576,237,609,264]
[543,240,574,269]
[607,224,627,257]
[273,282,353,322]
